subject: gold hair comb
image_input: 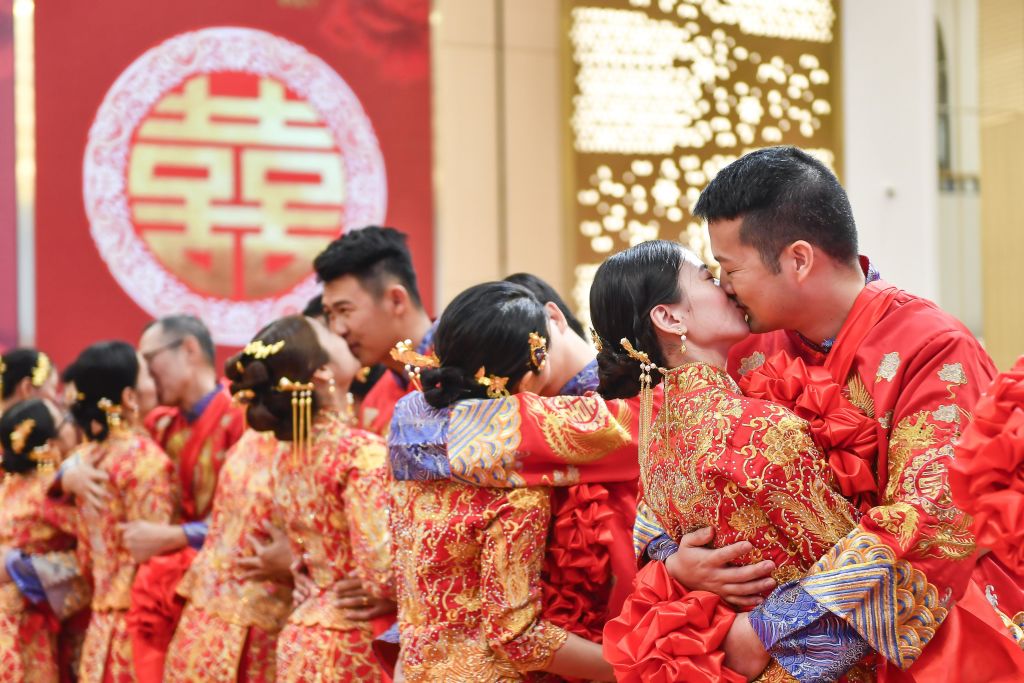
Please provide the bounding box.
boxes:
[242,340,285,360]
[590,328,603,352]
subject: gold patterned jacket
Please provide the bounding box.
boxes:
[175,429,292,631]
[274,411,392,631]
[389,393,571,682]
[75,430,177,612]
[0,463,86,617]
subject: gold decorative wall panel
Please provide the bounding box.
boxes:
[564,0,842,320]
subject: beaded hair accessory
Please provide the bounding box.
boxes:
[475,367,510,399]
[97,398,126,435]
[31,353,52,388]
[527,332,548,372]
[390,339,440,392]
[620,338,665,461]
[276,377,314,462]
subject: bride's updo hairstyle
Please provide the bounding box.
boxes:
[421,281,548,410]
[590,240,689,399]
[226,315,328,442]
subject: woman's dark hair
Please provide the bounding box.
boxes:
[1,348,52,400]
[422,282,547,409]
[69,341,139,442]
[1,399,58,474]
[226,315,328,441]
[503,272,586,340]
[590,240,687,399]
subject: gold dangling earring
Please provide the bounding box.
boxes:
[328,377,336,394]
[679,329,688,355]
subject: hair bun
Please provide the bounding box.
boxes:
[596,346,645,399]
[421,366,487,409]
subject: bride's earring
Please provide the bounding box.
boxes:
[679,329,688,354]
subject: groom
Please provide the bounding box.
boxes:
[655,146,1023,680]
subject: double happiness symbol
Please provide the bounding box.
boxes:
[83,27,387,345]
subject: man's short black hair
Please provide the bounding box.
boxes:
[145,315,216,367]
[303,294,324,319]
[692,146,858,272]
[503,273,586,340]
[313,226,423,308]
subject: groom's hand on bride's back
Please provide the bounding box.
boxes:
[664,527,776,608]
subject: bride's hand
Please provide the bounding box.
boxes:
[664,526,777,607]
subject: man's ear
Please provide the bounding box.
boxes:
[384,283,411,316]
[545,302,568,333]
[784,240,815,283]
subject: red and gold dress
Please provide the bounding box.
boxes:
[388,388,640,682]
[164,429,292,682]
[129,387,246,681]
[75,430,176,683]
[603,362,863,682]
[274,411,392,682]
[0,460,87,683]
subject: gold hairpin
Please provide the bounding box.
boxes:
[31,353,51,388]
[475,367,510,399]
[391,340,440,391]
[231,388,256,406]
[276,377,315,464]
[528,332,548,372]
[590,328,603,352]
[10,418,35,455]
[97,398,125,434]
[242,340,285,360]
[620,338,651,365]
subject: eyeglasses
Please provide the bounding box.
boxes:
[141,338,184,364]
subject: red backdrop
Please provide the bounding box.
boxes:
[34,0,433,368]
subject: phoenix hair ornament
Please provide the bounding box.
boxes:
[527,332,548,372]
[620,338,665,462]
[276,377,314,462]
[475,368,510,399]
[31,353,51,388]
[590,328,604,352]
[390,339,440,392]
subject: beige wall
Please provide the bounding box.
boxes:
[431,0,567,311]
